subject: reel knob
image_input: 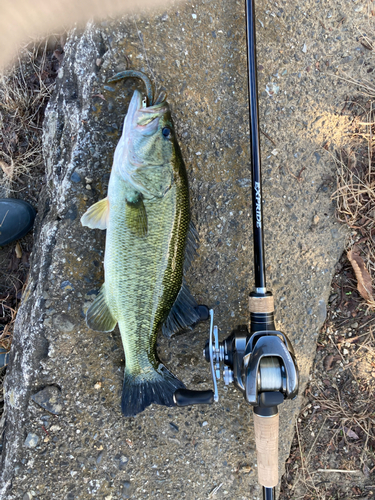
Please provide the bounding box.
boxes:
[174,309,220,407]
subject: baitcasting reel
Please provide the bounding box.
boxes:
[174,303,298,412]
[174,292,299,498]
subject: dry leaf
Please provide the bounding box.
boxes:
[343,426,359,440]
[15,242,22,259]
[0,161,14,179]
[323,354,340,371]
[347,246,374,303]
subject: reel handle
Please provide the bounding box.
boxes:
[174,389,214,406]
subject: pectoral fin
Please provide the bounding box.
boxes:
[125,196,148,237]
[86,285,117,332]
[81,198,109,230]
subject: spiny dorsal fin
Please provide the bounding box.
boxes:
[81,198,109,230]
[86,285,117,332]
[183,221,199,273]
[125,196,148,237]
[162,278,200,338]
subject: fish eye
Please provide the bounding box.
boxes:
[162,127,171,138]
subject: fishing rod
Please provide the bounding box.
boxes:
[173,0,299,498]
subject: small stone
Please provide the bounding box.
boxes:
[53,314,75,333]
[302,43,307,53]
[94,382,102,389]
[60,280,74,291]
[314,152,321,163]
[25,433,39,448]
[96,451,104,464]
[86,184,92,190]
[119,456,128,470]
[23,493,32,500]
[265,82,280,96]
[318,299,327,323]
[161,13,168,21]
[31,386,64,415]
[313,215,320,224]
[122,481,131,499]
[70,172,81,183]
[202,421,208,427]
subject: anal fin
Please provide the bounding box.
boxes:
[86,285,117,332]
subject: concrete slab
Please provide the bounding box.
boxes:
[2,0,371,498]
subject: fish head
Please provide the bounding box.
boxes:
[114,90,179,198]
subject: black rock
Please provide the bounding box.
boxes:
[31,386,63,415]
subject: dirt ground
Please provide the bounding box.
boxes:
[280,255,375,500]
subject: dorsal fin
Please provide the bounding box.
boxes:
[162,278,200,338]
[162,222,200,338]
[183,221,199,272]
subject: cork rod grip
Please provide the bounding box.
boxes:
[249,295,274,314]
[253,412,279,488]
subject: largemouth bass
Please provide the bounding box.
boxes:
[81,71,200,417]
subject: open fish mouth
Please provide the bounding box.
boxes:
[107,68,170,131]
[136,104,169,127]
[124,90,169,136]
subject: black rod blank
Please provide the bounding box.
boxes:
[245,0,266,290]
[263,486,276,500]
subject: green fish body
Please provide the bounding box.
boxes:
[81,89,200,416]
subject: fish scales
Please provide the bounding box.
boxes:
[105,168,189,373]
[81,82,199,416]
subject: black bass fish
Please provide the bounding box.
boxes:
[81,71,200,416]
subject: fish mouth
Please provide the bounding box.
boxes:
[125,90,169,133]
[136,102,169,127]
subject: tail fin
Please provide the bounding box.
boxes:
[121,364,185,417]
